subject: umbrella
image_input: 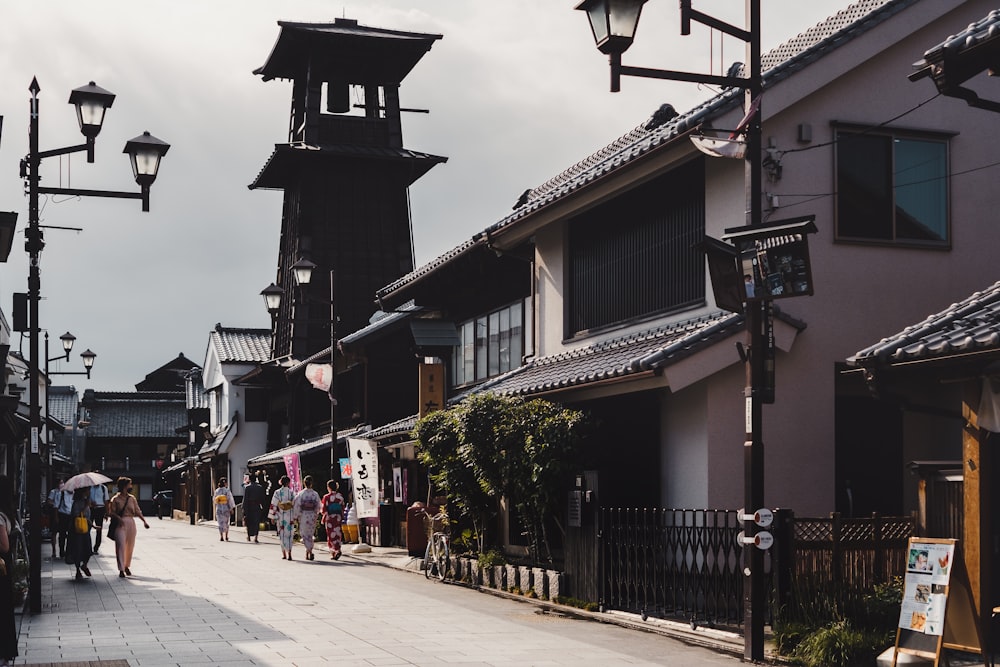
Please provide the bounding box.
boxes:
[62,472,113,492]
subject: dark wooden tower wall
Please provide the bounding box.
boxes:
[251,18,447,361]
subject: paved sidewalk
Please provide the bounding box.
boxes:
[14,518,750,666]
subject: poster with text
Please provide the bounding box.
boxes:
[348,438,379,518]
[898,541,955,634]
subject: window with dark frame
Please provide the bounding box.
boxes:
[452,299,529,387]
[835,128,949,246]
[567,160,706,337]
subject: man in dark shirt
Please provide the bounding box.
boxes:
[242,474,267,543]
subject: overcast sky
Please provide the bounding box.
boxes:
[0,1,847,391]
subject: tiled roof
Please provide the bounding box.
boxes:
[340,301,421,347]
[47,386,78,427]
[378,0,912,301]
[250,143,447,191]
[912,7,1000,78]
[470,311,745,397]
[185,369,207,409]
[366,415,418,441]
[848,281,1000,367]
[376,238,480,300]
[84,391,188,440]
[211,325,271,364]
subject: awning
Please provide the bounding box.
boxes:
[196,421,239,460]
[247,426,367,468]
[246,435,331,467]
[163,456,196,474]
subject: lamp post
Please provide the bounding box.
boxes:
[261,259,337,480]
[43,331,95,496]
[24,77,169,614]
[576,1,767,660]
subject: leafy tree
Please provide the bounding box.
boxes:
[413,393,586,561]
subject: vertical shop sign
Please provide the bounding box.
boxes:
[348,438,379,518]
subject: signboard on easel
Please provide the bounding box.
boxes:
[892,538,983,666]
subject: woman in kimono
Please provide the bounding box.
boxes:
[213,478,236,541]
[292,476,322,561]
[269,475,296,560]
[68,487,93,579]
[320,480,346,560]
[108,476,149,578]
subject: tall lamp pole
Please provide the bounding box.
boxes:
[43,331,96,469]
[23,77,169,614]
[576,1,767,660]
[261,259,338,480]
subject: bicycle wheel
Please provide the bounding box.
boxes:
[423,537,435,579]
[433,533,450,581]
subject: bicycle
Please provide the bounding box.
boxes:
[421,508,450,581]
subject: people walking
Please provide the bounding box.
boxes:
[0,475,19,666]
[320,480,345,561]
[68,488,92,580]
[89,480,109,554]
[242,474,266,543]
[268,476,295,560]
[293,476,322,561]
[213,478,236,542]
[108,477,149,578]
[49,480,72,560]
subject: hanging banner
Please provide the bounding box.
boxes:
[282,452,302,494]
[348,438,379,519]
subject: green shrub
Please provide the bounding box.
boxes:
[477,549,505,569]
[773,620,811,656]
[792,620,890,667]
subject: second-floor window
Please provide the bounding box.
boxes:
[568,159,705,337]
[452,299,531,387]
[835,127,949,246]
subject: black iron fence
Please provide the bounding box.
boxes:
[595,507,913,628]
[599,508,747,626]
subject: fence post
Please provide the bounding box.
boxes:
[597,506,605,612]
[872,512,884,585]
[830,512,842,585]
[773,508,795,616]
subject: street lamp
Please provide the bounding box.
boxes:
[261,258,338,480]
[43,330,96,499]
[577,1,768,661]
[23,76,169,614]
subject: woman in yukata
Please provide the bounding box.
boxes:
[321,480,346,560]
[292,476,322,561]
[213,478,236,542]
[269,475,296,560]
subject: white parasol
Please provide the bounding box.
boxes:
[62,472,113,492]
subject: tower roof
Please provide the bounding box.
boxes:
[254,18,442,84]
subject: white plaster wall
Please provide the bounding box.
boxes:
[662,384,709,508]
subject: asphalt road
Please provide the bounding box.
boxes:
[19,518,745,666]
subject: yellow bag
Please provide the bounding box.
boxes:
[74,515,89,534]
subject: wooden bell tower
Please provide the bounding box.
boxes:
[251,18,446,360]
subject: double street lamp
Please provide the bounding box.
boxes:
[261,258,339,481]
[23,77,169,614]
[576,1,769,661]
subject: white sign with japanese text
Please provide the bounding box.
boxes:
[348,438,379,519]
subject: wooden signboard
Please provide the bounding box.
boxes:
[892,538,983,666]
